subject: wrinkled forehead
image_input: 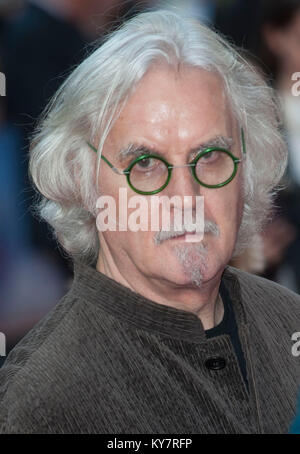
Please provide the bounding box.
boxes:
[103,64,237,157]
[119,64,232,123]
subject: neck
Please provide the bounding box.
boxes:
[96,241,224,331]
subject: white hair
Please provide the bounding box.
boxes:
[29,10,288,265]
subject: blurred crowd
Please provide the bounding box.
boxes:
[1,0,300,363]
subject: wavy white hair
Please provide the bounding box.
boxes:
[29,10,288,265]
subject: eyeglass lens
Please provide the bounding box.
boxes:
[128,151,235,192]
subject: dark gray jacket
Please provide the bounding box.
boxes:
[0,261,300,434]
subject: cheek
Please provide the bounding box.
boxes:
[205,184,242,233]
[97,191,157,251]
[98,170,125,196]
[106,230,156,267]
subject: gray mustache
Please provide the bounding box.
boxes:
[154,220,220,245]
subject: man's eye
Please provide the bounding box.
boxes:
[138,157,152,167]
[134,157,157,171]
[201,151,218,162]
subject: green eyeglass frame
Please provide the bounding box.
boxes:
[87,128,246,195]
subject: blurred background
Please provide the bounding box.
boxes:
[1,0,300,366]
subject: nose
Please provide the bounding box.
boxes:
[164,164,204,212]
[166,163,202,193]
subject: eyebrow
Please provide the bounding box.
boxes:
[116,135,234,163]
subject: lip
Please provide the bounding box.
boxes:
[171,232,203,242]
[170,234,186,240]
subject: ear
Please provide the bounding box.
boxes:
[73,146,98,214]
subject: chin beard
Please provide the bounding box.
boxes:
[173,242,208,288]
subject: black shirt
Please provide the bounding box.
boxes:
[205,280,249,392]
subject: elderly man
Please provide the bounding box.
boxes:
[0,10,300,434]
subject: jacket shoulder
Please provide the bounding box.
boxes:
[0,292,81,433]
[224,265,300,316]
[226,265,300,298]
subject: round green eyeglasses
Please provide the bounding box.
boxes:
[87,128,246,196]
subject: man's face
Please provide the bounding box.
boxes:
[96,65,244,288]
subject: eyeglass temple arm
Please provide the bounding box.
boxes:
[241,127,246,155]
[86,141,123,175]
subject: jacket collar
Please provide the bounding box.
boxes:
[69,260,247,343]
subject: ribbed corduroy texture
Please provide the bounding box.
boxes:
[0,261,299,434]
